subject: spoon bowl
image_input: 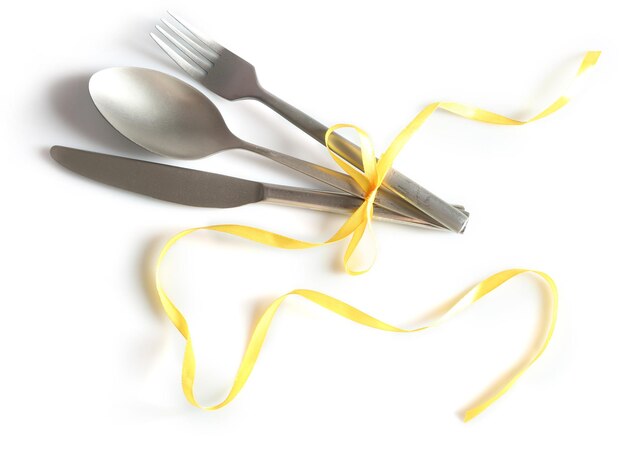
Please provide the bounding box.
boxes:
[89,67,239,159]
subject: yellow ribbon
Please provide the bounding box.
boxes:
[155,51,598,420]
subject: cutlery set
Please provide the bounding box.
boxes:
[52,12,468,233]
[48,12,600,420]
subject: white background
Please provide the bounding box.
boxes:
[2,0,625,448]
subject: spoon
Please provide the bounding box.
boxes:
[89,67,466,222]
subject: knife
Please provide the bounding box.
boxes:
[50,146,454,229]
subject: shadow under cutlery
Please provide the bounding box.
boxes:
[48,73,147,157]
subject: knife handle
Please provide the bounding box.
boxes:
[262,184,447,230]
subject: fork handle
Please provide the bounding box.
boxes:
[254,87,469,233]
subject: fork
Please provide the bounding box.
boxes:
[151,12,469,233]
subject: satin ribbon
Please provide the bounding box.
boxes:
[155,51,598,420]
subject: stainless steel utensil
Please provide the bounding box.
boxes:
[151,12,469,233]
[50,146,450,229]
[89,67,467,222]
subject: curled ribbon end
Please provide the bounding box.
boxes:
[577,51,602,76]
[463,409,480,423]
[587,50,602,63]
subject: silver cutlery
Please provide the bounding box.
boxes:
[150,12,469,233]
[89,67,467,222]
[50,146,450,229]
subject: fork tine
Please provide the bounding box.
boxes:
[150,32,206,80]
[159,19,217,62]
[156,24,212,71]
[167,11,224,53]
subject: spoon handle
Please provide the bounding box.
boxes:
[254,87,469,233]
[240,141,467,222]
[262,183,446,230]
